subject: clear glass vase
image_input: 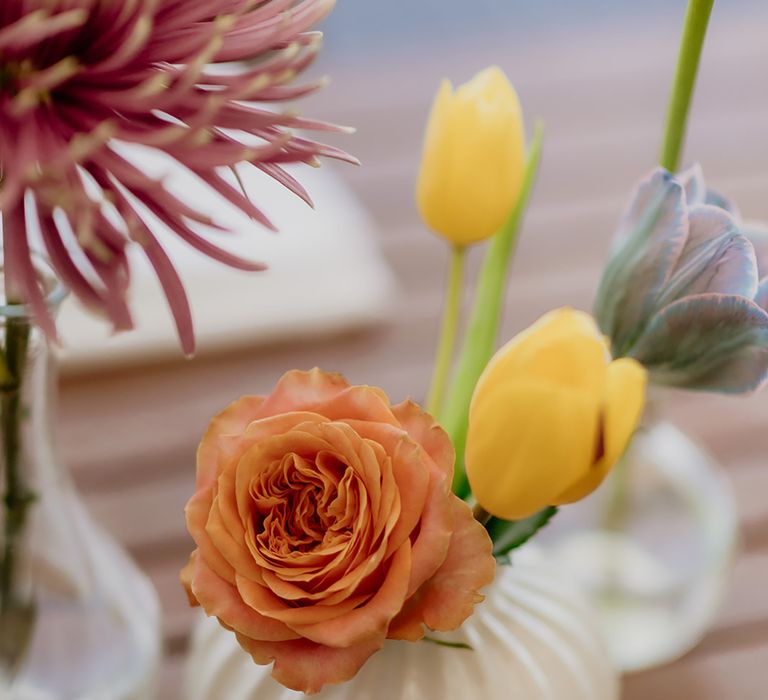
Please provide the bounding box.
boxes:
[0,270,161,699]
[540,419,738,672]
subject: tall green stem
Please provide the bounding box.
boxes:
[659,0,715,171]
[442,124,544,496]
[427,246,465,418]
[0,317,31,616]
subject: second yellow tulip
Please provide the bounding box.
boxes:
[465,308,647,520]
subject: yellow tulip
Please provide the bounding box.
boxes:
[416,66,526,246]
[465,308,647,520]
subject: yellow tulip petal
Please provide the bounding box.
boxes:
[471,308,606,418]
[523,333,608,390]
[554,357,647,505]
[416,66,526,246]
[466,378,601,520]
[603,358,648,465]
[416,80,456,232]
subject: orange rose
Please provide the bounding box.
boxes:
[181,369,495,693]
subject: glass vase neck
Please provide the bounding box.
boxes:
[0,251,67,325]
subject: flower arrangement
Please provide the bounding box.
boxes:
[181,0,768,694]
[0,0,763,697]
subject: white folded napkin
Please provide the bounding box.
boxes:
[56,148,395,373]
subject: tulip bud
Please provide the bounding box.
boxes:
[465,308,647,521]
[594,168,768,393]
[416,66,526,246]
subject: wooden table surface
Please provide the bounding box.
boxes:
[58,8,768,699]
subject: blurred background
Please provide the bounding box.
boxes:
[57,1,768,697]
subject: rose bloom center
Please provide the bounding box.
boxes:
[244,437,383,604]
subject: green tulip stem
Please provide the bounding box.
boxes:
[0,317,31,621]
[659,0,715,172]
[426,245,466,418]
[442,123,544,497]
[601,452,633,534]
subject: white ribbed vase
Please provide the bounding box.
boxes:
[185,558,619,700]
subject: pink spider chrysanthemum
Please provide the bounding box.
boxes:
[0,0,354,353]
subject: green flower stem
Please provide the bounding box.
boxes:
[0,317,31,618]
[427,245,466,418]
[442,123,544,497]
[659,0,716,172]
[601,452,633,533]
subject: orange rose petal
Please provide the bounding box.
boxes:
[260,569,336,602]
[290,542,412,648]
[389,497,494,639]
[391,400,455,478]
[205,496,263,582]
[344,421,429,552]
[359,439,395,536]
[257,532,387,604]
[237,574,369,625]
[381,437,430,554]
[180,550,200,607]
[415,496,495,631]
[385,602,425,642]
[340,435,398,549]
[191,555,298,642]
[402,468,453,598]
[232,570,293,612]
[185,487,236,584]
[236,633,384,695]
[241,411,327,441]
[342,418,407,455]
[312,533,393,598]
[259,368,350,415]
[210,460,247,543]
[320,423,381,498]
[254,541,350,582]
[196,396,266,488]
[316,386,400,426]
[309,425,379,521]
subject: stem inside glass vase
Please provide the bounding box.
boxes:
[0,259,161,697]
[0,316,33,607]
[0,260,65,677]
[0,316,35,674]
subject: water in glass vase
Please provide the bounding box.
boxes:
[540,421,738,672]
[0,265,160,699]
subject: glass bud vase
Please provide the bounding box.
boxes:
[540,420,738,672]
[0,277,161,699]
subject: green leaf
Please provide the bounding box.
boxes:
[422,637,474,651]
[488,506,559,558]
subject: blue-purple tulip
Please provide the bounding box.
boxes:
[595,167,768,393]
